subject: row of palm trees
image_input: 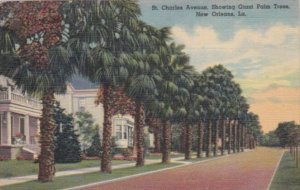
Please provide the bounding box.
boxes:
[0,0,261,182]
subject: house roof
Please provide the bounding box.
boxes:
[69,74,99,90]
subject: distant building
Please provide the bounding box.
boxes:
[55,76,136,149]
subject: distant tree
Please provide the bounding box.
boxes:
[86,126,102,157]
[144,133,151,155]
[275,121,297,147]
[171,124,183,152]
[111,137,118,156]
[261,131,280,147]
[75,111,98,153]
[54,102,81,163]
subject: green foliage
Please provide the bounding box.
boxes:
[275,121,300,147]
[75,111,98,152]
[243,112,263,142]
[111,137,118,156]
[261,131,280,147]
[54,102,81,163]
[86,129,102,157]
[144,133,151,154]
[171,124,183,152]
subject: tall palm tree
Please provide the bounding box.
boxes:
[126,23,170,166]
[0,1,73,182]
[193,76,208,158]
[66,0,142,172]
[167,44,196,160]
[147,42,194,163]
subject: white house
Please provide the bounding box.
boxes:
[0,76,41,160]
[55,76,135,149]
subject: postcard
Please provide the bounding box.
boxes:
[0,0,299,189]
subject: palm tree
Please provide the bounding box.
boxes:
[167,44,195,160]
[0,1,73,182]
[126,23,172,166]
[67,0,142,172]
[147,42,194,163]
[197,65,237,157]
[193,76,208,158]
[244,112,263,149]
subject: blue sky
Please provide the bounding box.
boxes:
[138,0,300,132]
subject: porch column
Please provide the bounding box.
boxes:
[6,111,11,145]
[7,86,12,100]
[25,115,30,144]
[37,119,40,135]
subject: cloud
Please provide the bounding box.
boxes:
[171,24,300,92]
[249,86,300,104]
[171,24,300,132]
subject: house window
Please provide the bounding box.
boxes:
[78,98,86,111]
[20,117,25,135]
[128,126,133,146]
[115,125,122,140]
[123,126,127,139]
[11,116,13,138]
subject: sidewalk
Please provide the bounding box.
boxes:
[0,158,181,187]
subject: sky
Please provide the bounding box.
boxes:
[139,0,300,133]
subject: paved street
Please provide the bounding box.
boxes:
[84,147,284,190]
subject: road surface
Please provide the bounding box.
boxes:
[84,147,284,190]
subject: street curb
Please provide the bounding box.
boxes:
[266,150,285,190]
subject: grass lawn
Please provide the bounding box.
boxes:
[270,151,300,190]
[179,156,211,163]
[0,160,133,178]
[145,152,185,160]
[1,163,181,190]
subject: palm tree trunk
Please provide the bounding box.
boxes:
[237,122,241,152]
[101,86,113,173]
[296,146,299,168]
[135,100,144,167]
[233,120,237,153]
[206,120,212,157]
[241,125,244,152]
[249,135,252,149]
[245,128,249,149]
[221,119,226,155]
[38,89,55,182]
[153,123,161,153]
[197,121,204,158]
[180,126,186,153]
[162,120,171,163]
[228,119,232,154]
[185,124,192,160]
[213,119,219,156]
